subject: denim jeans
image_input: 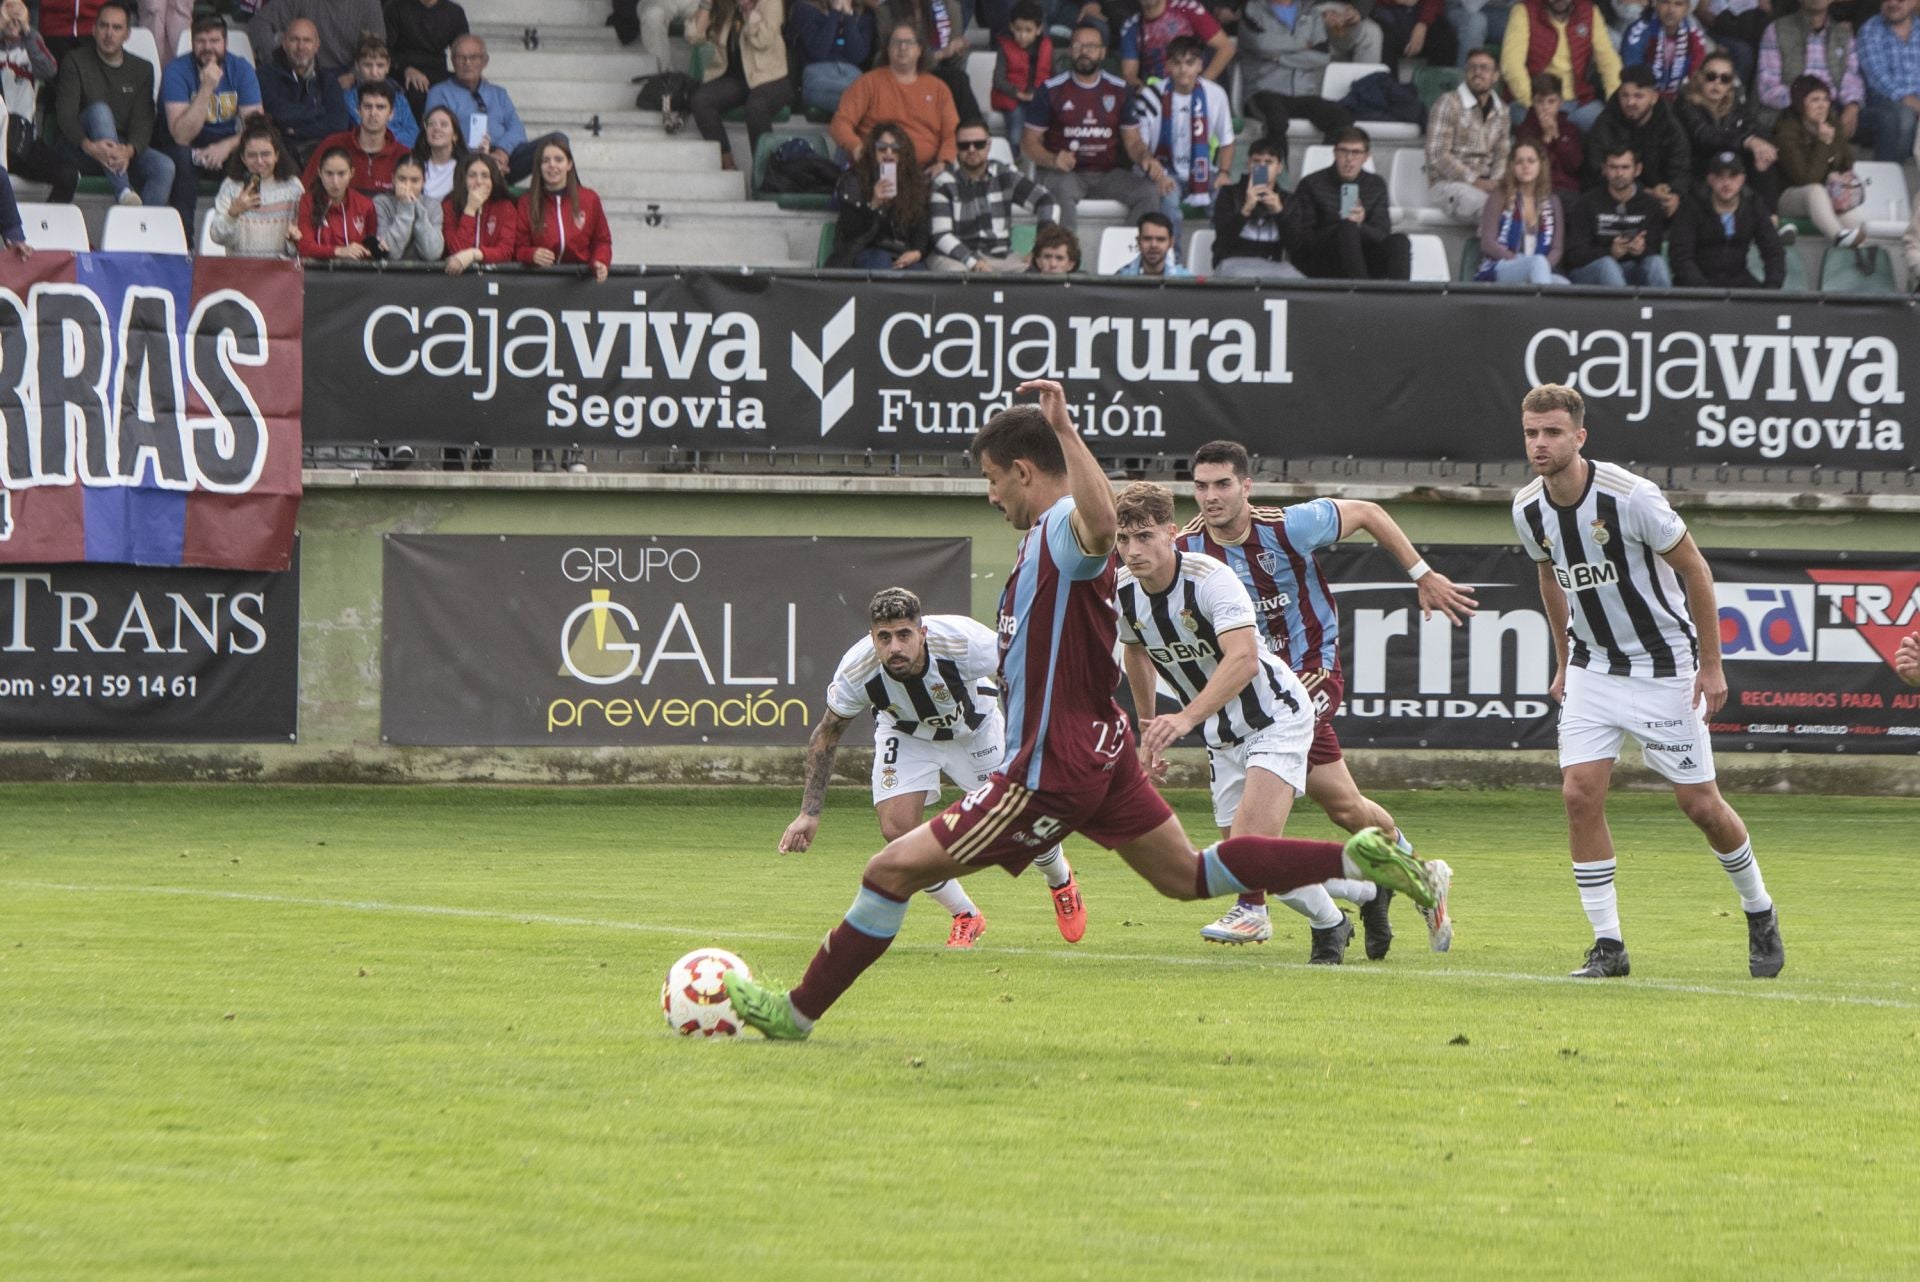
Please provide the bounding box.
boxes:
[1568,255,1673,287]
[1862,94,1920,165]
[65,100,174,207]
[801,61,862,116]
[1446,0,1514,65]
[1490,253,1567,284]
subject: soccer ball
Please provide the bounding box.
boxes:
[662,948,751,1037]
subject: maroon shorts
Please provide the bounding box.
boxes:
[1300,668,1345,767]
[928,736,1174,874]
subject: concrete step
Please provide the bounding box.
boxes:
[609,219,803,267]
[566,137,722,172]
[512,78,656,113]
[594,168,747,200]
[474,22,641,56]
[466,0,612,28]
[602,197,769,219]
[487,47,651,84]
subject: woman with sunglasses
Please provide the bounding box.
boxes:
[1677,51,1781,213]
[827,122,931,269]
[1775,74,1870,249]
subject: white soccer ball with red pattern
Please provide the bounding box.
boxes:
[662,948,751,1037]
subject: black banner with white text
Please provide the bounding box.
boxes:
[0,544,301,741]
[302,270,1916,470]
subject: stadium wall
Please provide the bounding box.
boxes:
[4,474,1917,793]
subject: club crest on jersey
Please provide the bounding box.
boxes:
[1179,609,1198,632]
[1102,94,1117,111]
[1538,533,1553,553]
[880,768,898,790]
[1589,518,1610,546]
[930,682,952,703]
[1256,549,1281,574]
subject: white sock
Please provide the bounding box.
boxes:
[1393,829,1414,856]
[1715,840,1772,914]
[1030,846,1072,889]
[1324,877,1376,904]
[1574,858,1621,941]
[1278,884,1345,930]
[923,879,979,917]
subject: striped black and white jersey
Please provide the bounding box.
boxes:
[824,614,999,742]
[1513,459,1700,679]
[1115,551,1308,748]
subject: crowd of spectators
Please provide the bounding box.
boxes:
[1,0,1918,295]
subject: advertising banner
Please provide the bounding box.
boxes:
[0,254,303,571]
[380,534,972,746]
[303,270,1915,471]
[1323,545,1920,755]
[0,543,301,741]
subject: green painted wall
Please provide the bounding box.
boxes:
[5,484,1916,790]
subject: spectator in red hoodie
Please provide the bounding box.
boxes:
[441,149,519,274]
[517,136,613,282]
[301,78,412,194]
[38,0,104,62]
[1516,72,1584,198]
[294,144,375,259]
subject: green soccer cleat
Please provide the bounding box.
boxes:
[1344,827,1440,911]
[722,970,811,1041]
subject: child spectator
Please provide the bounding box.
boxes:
[209,117,304,256]
[991,0,1052,144]
[375,153,445,260]
[294,144,375,259]
[345,36,420,147]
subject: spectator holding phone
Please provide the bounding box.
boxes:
[374,152,445,260]
[293,144,375,259]
[1211,136,1302,278]
[828,121,932,269]
[516,136,613,281]
[209,117,305,256]
[440,150,520,274]
[1285,125,1409,279]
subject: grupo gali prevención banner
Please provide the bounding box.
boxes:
[302,270,1915,471]
[0,254,303,571]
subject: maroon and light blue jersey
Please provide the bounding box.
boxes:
[996,494,1129,794]
[1177,498,1343,674]
[1118,0,1222,82]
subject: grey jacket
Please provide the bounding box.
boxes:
[375,193,446,262]
[1238,2,1334,98]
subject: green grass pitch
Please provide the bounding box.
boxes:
[2,783,1916,1280]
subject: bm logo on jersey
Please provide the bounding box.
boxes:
[1554,561,1618,591]
[1148,640,1221,664]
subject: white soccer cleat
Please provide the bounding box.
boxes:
[1418,859,1454,952]
[1201,902,1272,944]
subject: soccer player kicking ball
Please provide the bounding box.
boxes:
[1515,383,1784,980]
[1114,482,1453,966]
[1177,440,1472,956]
[724,381,1446,1040]
[778,587,1087,949]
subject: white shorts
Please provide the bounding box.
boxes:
[870,710,1005,808]
[1206,716,1313,829]
[1559,666,1716,785]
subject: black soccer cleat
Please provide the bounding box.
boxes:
[1358,887,1394,960]
[1746,907,1785,979]
[1570,937,1630,979]
[1308,914,1353,966]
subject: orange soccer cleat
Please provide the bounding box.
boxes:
[945,912,987,949]
[1051,876,1087,944]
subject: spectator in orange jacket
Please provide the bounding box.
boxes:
[517,136,613,282]
[294,144,376,259]
[441,150,520,274]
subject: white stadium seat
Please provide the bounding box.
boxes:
[968,50,1002,131]
[1319,60,1420,141]
[1186,227,1215,274]
[124,26,163,101]
[102,205,190,254]
[1097,225,1137,274]
[1075,199,1129,220]
[988,135,1014,168]
[1852,161,1912,240]
[19,202,90,251]
[196,211,227,257]
[1390,147,1468,226]
[1408,232,1450,282]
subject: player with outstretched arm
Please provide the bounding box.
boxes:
[1114,481,1452,966]
[1516,383,1784,980]
[778,587,1086,948]
[724,381,1447,1040]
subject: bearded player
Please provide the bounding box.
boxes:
[723,381,1445,1041]
[1178,440,1474,955]
[779,587,1086,948]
